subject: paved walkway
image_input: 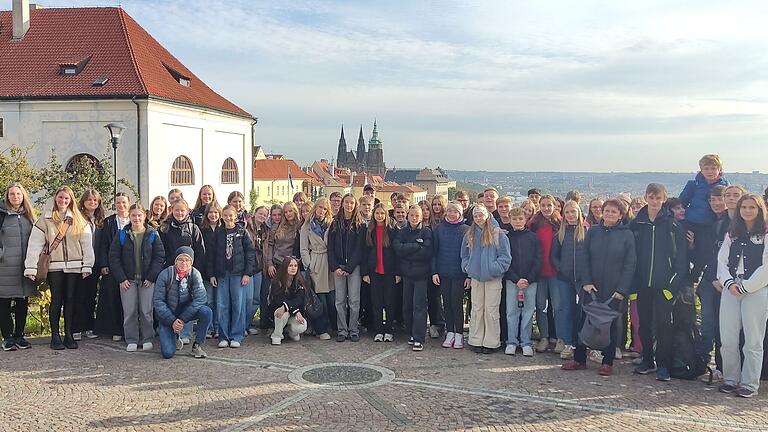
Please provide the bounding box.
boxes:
[1,333,767,431]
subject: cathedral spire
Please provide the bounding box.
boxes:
[369,119,381,149]
[336,124,347,165]
[356,125,366,163]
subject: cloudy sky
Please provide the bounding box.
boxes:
[11,0,768,172]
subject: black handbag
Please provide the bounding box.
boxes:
[302,278,324,319]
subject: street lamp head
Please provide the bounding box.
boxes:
[104,123,126,148]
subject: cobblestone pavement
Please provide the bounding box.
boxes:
[2,332,767,432]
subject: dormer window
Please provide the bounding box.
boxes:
[163,62,191,87]
[59,56,92,76]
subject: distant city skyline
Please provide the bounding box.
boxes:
[13,0,768,172]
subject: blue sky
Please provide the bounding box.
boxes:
[7,0,768,172]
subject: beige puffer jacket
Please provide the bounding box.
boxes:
[24,210,94,276]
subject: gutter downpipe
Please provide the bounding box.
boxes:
[132,96,142,202]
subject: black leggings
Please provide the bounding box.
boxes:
[0,297,29,339]
[48,272,79,336]
[370,273,396,335]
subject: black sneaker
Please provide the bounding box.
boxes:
[735,387,757,398]
[349,334,360,342]
[14,337,31,350]
[408,337,415,345]
[2,339,17,351]
[336,334,347,342]
[412,342,424,351]
[482,347,494,354]
[718,383,738,394]
[634,363,657,375]
[50,334,65,350]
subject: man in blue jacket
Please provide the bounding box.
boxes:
[153,246,211,359]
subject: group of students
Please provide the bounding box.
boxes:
[1,154,768,398]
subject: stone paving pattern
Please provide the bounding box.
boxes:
[1,332,767,431]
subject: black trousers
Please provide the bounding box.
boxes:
[637,289,675,368]
[427,280,445,330]
[403,278,428,343]
[370,273,396,335]
[48,272,79,336]
[0,297,29,339]
[359,279,373,329]
[94,274,124,336]
[74,273,99,333]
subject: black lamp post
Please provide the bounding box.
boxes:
[104,123,126,198]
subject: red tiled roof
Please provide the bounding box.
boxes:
[253,159,311,181]
[0,7,251,118]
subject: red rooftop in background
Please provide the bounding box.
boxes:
[0,6,251,118]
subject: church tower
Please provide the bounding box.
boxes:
[366,120,386,176]
[356,125,367,171]
[336,125,348,167]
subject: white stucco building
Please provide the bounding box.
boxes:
[0,2,256,204]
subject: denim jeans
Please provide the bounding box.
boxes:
[158,305,211,359]
[334,268,362,338]
[317,291,336,333]
[554,279,578,345]
[506,281,537,347]
[535,277,559,340]
[216,273,246,343]
[720,286,768,392]
[243,272,262,330]
[204,280,217,334]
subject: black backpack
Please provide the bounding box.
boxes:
[669,290,707,380]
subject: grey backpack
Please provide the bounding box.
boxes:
[578,293,622,350]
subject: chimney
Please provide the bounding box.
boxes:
[12,0,30,40]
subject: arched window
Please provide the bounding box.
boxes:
[170,155,194,185]
[65,153,102,174]
[221,157,239,184]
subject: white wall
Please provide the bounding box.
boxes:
[145,100,253,207]
[0,99,254,207]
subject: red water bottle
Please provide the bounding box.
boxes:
[517,287,525,308]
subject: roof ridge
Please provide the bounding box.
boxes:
[117,8,148,95]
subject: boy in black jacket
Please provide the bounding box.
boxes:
[504,208,542,357]
[630,183,689,381]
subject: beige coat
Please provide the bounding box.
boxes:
[24,210,94,276]
[300,222,334,294]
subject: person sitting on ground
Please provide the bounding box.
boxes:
[268,256,308,345]
[152,246,211,359]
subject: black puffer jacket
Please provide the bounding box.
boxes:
[629,206,688,293]
[361,225,400,277]
[582,221,636,302]
[505,228,541,283]
[108,226,166,284]
[159,216,206,269]
[550,224,588,283]
[199,224,218,279]
[393,223,433,279]
[208,225,256,277]
[268,278,306,315]
[328,216,366,273]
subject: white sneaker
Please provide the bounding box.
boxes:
[442,332,455,348]
[429,325,441,339]
[112,335,122,342]
[290,334,300,342]
[522,345,534,357]
[142,342,153,351]
[374,334,384,342]
[701,369,724,384]
[383,333,394,342]
[588,349,604,364]
[560,345,574,360]
[615,347,623,360]
[85,330,98,339]
[453,333,464,349]
[217,340,229,348]
[126,343,137,352]
[535,339,549,353]
[176,338,183,351]
[72,332,82,341]
[505,345,517,355]
[318,333,331,340]
[180,338,191,345]
[554,339,565,353]
[271,337,282,345]
[230,340,241,348]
